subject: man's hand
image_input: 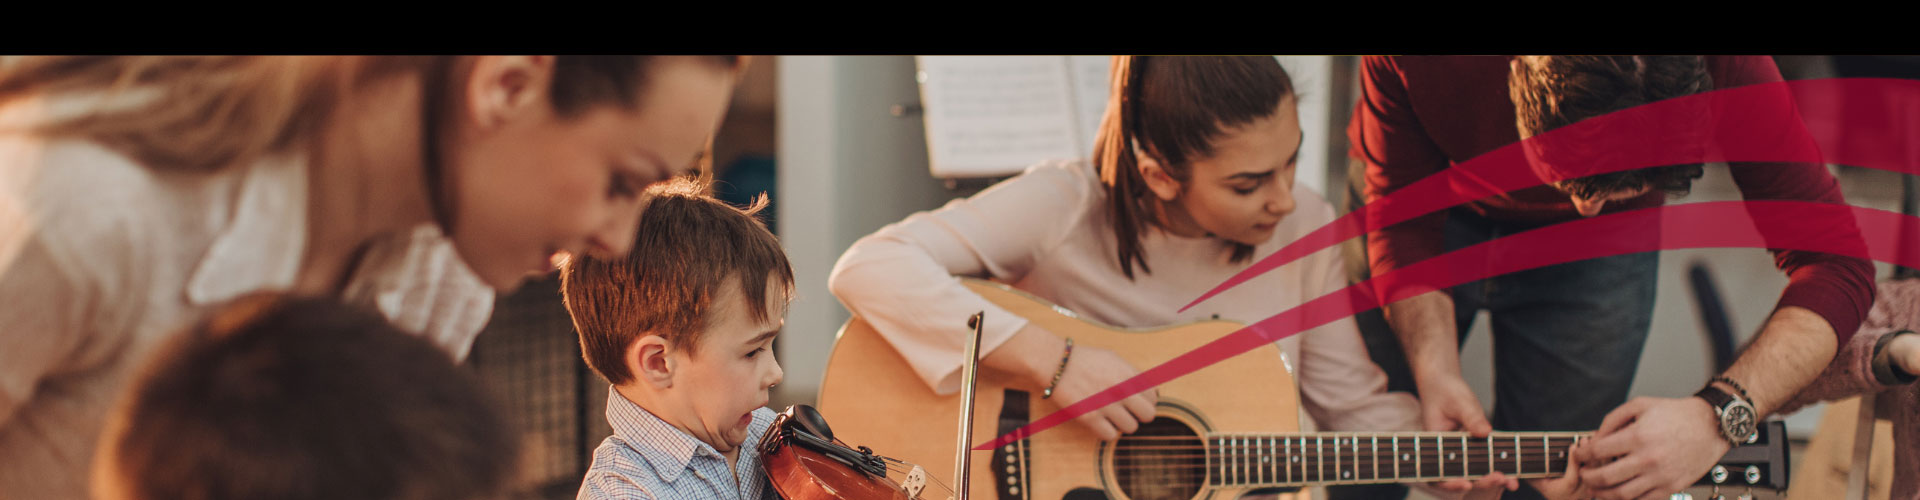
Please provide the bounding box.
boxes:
[1447,472,1518,500]
[1575,397,1731,500]
[1416,372,1494,436]
[1529,439,1593,500]
[1416,371,1503,491]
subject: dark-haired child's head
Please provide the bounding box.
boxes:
[93,293,522,500]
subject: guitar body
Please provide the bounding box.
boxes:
[818,280,1307,500]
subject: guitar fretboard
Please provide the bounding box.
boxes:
[1199,432,1589,488]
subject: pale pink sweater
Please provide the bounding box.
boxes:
[828,159,1422,436]
[1778,279,1920,500]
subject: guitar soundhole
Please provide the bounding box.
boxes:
[1112,418,1204,500]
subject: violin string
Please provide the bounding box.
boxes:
[877,461,956,498]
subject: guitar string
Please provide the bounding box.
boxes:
[1109,452,1571,463]
[1108,451,1568,460]
[1105,438,1582,442]
[1096,460,1581,480]
[1098,444,1574,451]
[1057,469,1583,489]
[1114,452,1570,462]
[1106,448,1576,455]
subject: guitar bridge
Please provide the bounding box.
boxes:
[993,389,1031,500]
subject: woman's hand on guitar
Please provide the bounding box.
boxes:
[1049,344,1158,441]
[982,323,1158,441]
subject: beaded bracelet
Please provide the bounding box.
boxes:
[1710,375,1752,403]
[1042,338,1074,399]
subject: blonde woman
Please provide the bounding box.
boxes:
[0,56,741,499]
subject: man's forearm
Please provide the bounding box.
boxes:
[1385,290,1464,383]
[1720,306,1839,417]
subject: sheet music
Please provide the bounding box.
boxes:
[916,56,1081,178]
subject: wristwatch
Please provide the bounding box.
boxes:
[1695,384,1759,445]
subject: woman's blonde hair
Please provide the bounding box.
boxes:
[0,56,742,173]
[0,56,413,172]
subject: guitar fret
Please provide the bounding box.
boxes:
[1571,436,1582,474]
[1336,434,1351,482]
[1391,436,1400,480]
[1460,435,1467,477]
[1224,436,1232,486]
[1294,435,1302,483]
[1486,435,1493,476]
[1266,436,1274,485]
[1244,438,1259,484]
[1218,437,1226,486]
[1541,435,1549,475]
[1274,436,1281,485]
[1514,434,1521,475]
[1274,436,1282,485]
[1414,434,1422,479]
[1222,436,1230,486]
[1262,436,1270,485]
[1312,435,1321,482]
[1542,435,1552,474]
[1370,435,1379,481]
[1351,432,1367,480]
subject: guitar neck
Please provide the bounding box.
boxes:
[1198,431,1591,488]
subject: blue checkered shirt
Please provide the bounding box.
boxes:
[579,388,780,500]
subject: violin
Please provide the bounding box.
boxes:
[759,404,943,500]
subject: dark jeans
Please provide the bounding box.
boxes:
[1327,207,1658,500]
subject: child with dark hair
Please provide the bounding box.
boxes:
[92,293,523,500]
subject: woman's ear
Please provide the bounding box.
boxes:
[1137,151,1182,201]
[459,56,555,130]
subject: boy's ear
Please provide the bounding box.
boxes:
[628,335,676,389]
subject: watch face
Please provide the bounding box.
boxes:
[1722,402,1759,444]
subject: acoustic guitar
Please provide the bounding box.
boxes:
[816,279,1787,500]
